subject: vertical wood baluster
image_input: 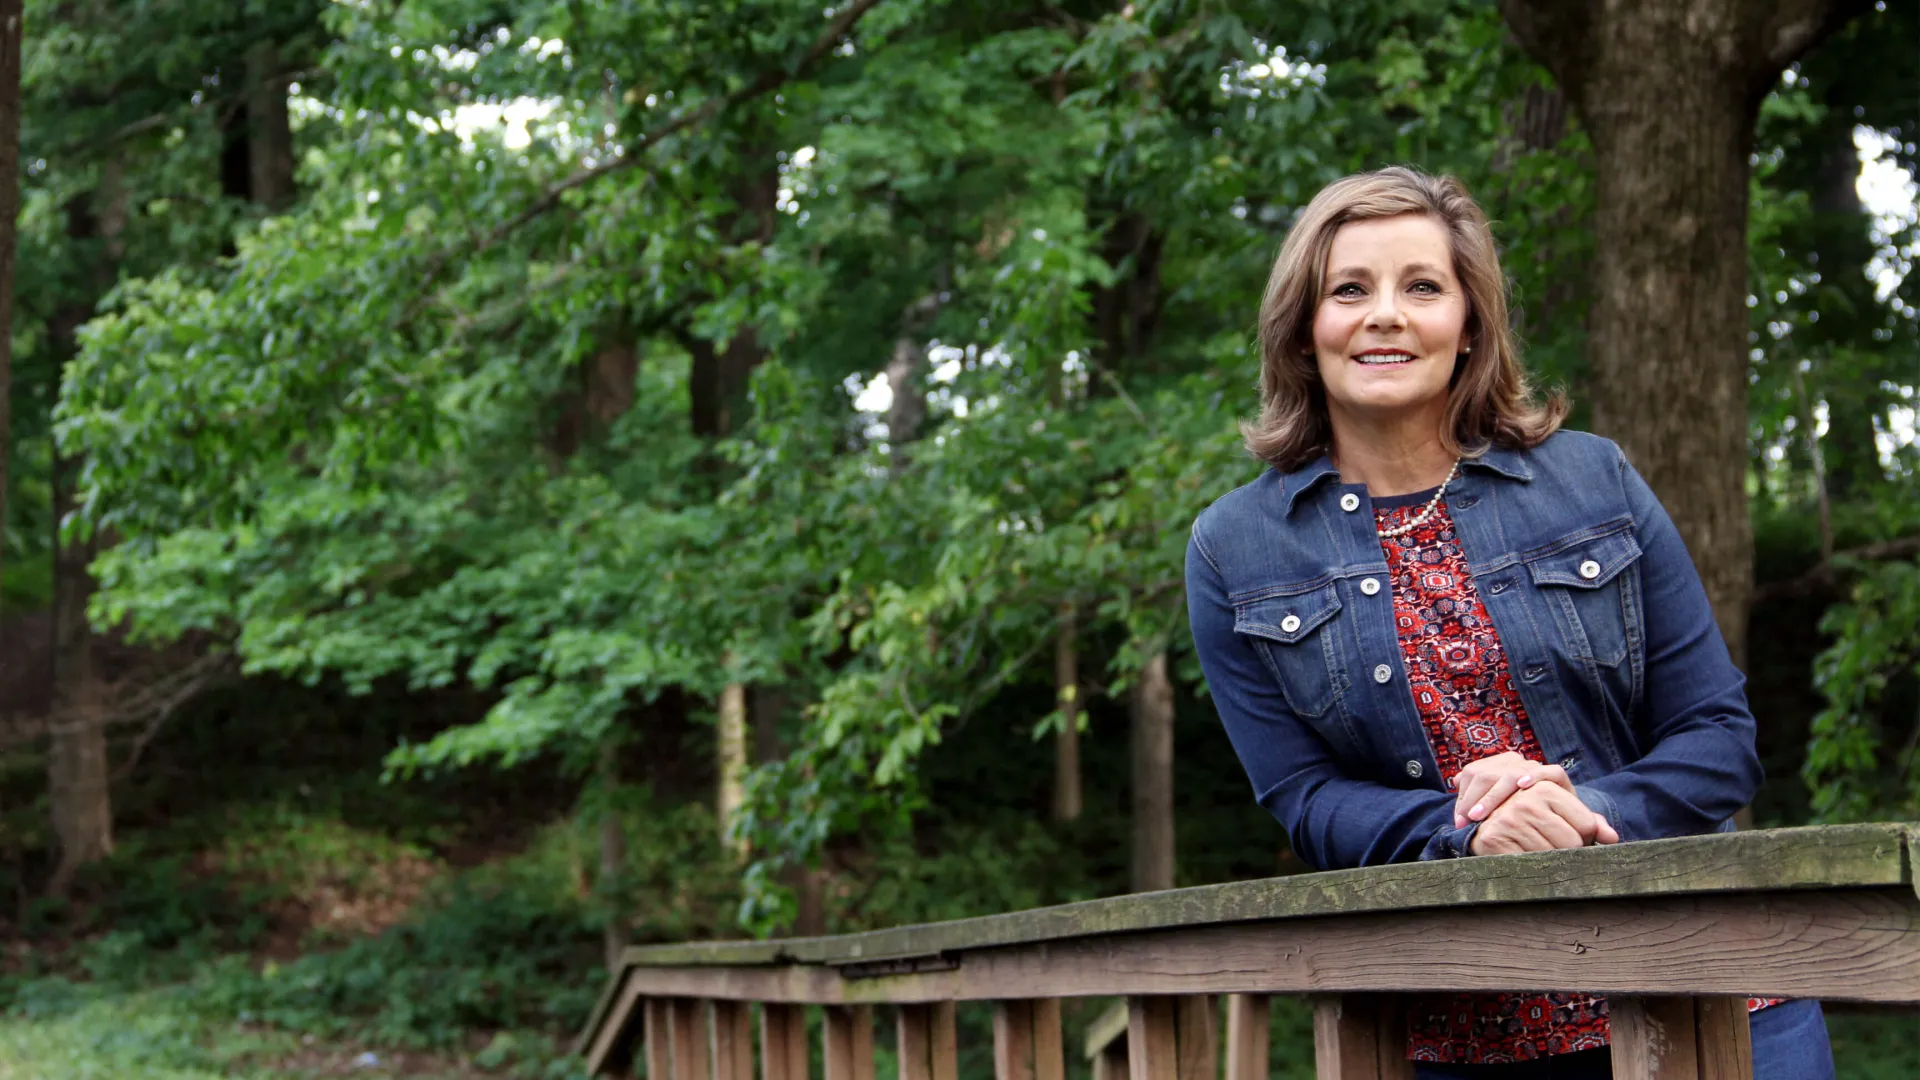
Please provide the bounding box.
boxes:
[712,1001,754,1080]
[1034,999,1065,1080]
[899,1005,934,1080]
[1224,995,1269,1080]
[995,1000,1036,1080]
[931,1001,960,1080]
[761,1004,809,1080]
[645,999,674,1080]
[824,1005,875,1080]
[1310,994,1412,1080]
[671,999,712,1080]
[898,1003,960,1080]
[1173,997,1217,1080]
[1611,996,1702,1080]
[1615,996,1750,1080]
[1127,997,1178,1080]
[1693,997,1753,1080]
[1375,997,1412,1080]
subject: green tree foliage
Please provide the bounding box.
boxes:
[25,0,1917,925]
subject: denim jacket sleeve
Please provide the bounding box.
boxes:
[1187,529,1479,868]
[1572,445,1764,841]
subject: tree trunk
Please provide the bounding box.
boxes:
[885,285,943,472]
[1799,103,1886,498]
[1052,604,1081,824]
[751,684,786,765]
[716,676,748,858]
[1089,212,1164,379]
[688,144,778,441]
[552,339,640,459]
[552,329,642,967]
[47,451,108,894]
[885,329,928,473]
[1129,649,1174,892]
[598,744,627,972]
[44,168,125,896]
[244,39,295,210]
[0,0,21,596]
[1499,0,1869,667]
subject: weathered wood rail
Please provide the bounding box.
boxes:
[578,824,1920,1079]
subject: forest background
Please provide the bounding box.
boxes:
[0,0,1916,1076]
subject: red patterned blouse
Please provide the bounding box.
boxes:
[1374,491,1777,1065]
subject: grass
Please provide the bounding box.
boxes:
[0,975,577,1078]
[0,981,297,1080]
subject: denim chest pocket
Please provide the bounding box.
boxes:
[1233,584,1346,719]
[1524,528,1643,667]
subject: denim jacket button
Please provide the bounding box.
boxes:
[1523,664,1546,681]
[1340,493,1361,512]
[1579,559,1602,580]
[1372,663,1392,684]
[1280,614,1301,633]
[1360,577,1381,596]
[1489,579,1509,595]
[1405,760,1424,779]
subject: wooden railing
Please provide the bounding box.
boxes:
[577,824,1920,1079]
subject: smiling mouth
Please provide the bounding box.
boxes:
[1354,352,1415,365]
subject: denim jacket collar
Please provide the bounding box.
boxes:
[1280,443,1534,516]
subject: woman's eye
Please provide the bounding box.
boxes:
[1410,280,1441,295]
[1332,283,1364,298]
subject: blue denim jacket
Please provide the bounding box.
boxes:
[1185,430,1762,869]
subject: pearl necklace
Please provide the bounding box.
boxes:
[1374,459,1462,540]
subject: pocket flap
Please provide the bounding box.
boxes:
[1234,585,1342,645]
[1526,529,1643,589]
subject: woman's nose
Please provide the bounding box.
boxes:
[1365,291,1405,329]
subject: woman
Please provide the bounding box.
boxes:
[1184,167,1834,1078]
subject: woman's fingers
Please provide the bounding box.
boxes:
[1457,762,1572,827]
[1452,752,1533,826]
[1469,782,1614,854]
[1465,775,1524,824]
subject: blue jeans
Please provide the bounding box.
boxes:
[1411,999,1833,1080]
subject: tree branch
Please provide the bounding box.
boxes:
[1495,1,1598,107]
[1761,0,1874,71]
[1754,533,1920,603]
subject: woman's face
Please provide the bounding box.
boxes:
[1310,213,1469,429]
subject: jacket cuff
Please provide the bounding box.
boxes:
[1575,784,1627,842]
[1423,820,1482,859]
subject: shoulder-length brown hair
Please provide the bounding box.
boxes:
[1243,166,1566,470]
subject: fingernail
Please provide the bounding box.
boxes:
[1517,775,1534,788]
[1469,803,1484,820]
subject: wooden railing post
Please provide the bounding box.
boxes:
[1312,995,1411,1080]
[823,1005,875,1080]
[898,1002,959,1080]
[1611,996,1753,1079]
[761,1004,810,1080]
[994,999,1065,1080]
[1224,995,1269,1080]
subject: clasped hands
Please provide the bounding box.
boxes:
[1452,751,1621,855]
